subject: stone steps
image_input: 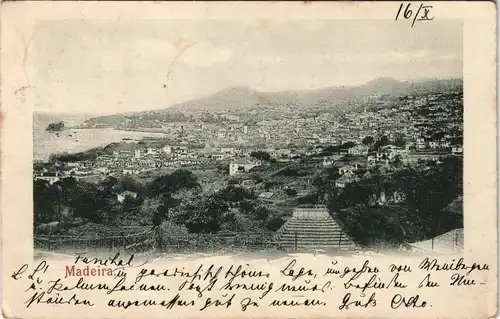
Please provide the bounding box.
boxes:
[276,214,357,251]
[284,222,343,227]
[280,241,353,247]
[282,225,343,230]
[278,236,348,241]
[279,231,346,237]
[278,235,353,242]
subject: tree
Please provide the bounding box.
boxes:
[297,194,319,205]
[146,169,201,227]
[362,136,374,145]
[341,141,356,149]
[140,197,161,226]
[239,200,255,216]
[431,131,446,141]
[265,217,285,231]
[217,186,256,205]
[34,179,55,225]
[250,151,271,161]
[449,137,463,146]
[54,177,78,204]
[374,135,390,150]
[71,183,106,223]
[324,145,341,153]
[393,134,406,147]
[253,206,270,221]
[102,176,118,192]
[178,193,229,233]
[117,176,141,193]
[278,167,303,177]
[393,154,403,167]
[121,195,140,215]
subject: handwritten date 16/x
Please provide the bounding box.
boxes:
[395,3,434,28]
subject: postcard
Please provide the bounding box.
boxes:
[1,1,497,318]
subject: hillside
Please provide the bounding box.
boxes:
[165,77,462,112]
[84,77,463,124]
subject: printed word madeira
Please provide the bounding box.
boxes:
[65,265,115,278]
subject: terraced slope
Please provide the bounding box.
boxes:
[275,213,357,251]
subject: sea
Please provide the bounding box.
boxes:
[34,113,167,161]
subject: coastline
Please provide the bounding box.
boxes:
[65,126,168,135]
[35,127,168,162]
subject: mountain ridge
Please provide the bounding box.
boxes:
[162,77,462,113]
[82,77,462,120]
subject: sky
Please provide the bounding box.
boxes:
[31,19,462,114]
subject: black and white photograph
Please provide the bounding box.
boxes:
[32,19,464,258]
[3,2,498,318]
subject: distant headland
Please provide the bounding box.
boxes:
[46,121,65,132]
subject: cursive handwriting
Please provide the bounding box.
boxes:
[418,273,440,288]
[388,264,412,273]
[199,294,235,311]
[340,260,379,280]
[419,257,489,276]
[280,259,316,281]
[339,292,376,310]
[107,294,196,309]
[390,294,427,309]
[275,281,331,293]
[395,3,434,28]
[270,298,326,307]
[74,253,145,269]
[12,261,49,281]
[450,273,476,286]
[10,255,491,313]
[178,278,217,298]
[220,279,274,300]
[26,292,93,308]
[240,297,259,311]
[344,273,407,292]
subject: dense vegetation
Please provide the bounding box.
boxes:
[34,156,463,248]
[34,169,283,237]
[314,156,463,246]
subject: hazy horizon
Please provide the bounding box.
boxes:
[31,19,462,115]
[33,76,463,116]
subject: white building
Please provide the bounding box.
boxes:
[211,154,227,160]
[162,145,172,154]
[416,138,427,149]
[147,148,158,155]
[429,141,440,149]
[229,159,261,176]
[348,145,369,156]
[338,165,357,175]
[452,146,463,155]
[95,167,110,174]
[335,172,356,188]
[134,149,142,159]
[117,190,138,203]
[123,168,140,175]
[35,172,60,184]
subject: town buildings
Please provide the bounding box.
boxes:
[35,89,463,196]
